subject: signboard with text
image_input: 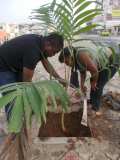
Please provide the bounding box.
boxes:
[112,9,120,17]
[111,0,120,18]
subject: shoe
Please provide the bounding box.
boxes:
[88,109,102,117]
[95,111,102,116]
[92,106,102,117]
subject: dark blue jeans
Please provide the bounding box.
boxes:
[0,71,22,120]
[90,65,118,111]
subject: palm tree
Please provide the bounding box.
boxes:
[31,0,109,67]
[32,0,120,73]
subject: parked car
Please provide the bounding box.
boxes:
[100,30,110,36]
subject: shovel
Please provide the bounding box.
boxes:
[81,93,88,127]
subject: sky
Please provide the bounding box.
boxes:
[0,0,52,23]
[0,0,95,24]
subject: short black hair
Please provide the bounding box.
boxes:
[59,46,76,63]
[45,32,64,49]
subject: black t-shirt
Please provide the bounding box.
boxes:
[0,34,47,72]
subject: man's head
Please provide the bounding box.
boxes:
[43,32,64,57]
[59,47,76,67]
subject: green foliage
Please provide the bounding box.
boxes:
[31,0,102,41]
[0,80,70,133]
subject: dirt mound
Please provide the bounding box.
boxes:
[102,92,120,111]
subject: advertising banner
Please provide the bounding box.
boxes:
[111,0,120,17]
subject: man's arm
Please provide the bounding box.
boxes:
[41,59,67,86]
[78,52,99,90]
[22,67,34,82]
[41,59,60,79]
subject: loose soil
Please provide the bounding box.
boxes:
[88,92,120,140]
[38,110,91,137]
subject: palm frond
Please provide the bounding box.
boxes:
[0,80,70,133]
[8,90,24,133]
[74,12,100,29]
[0,92,17,109]
[73,9,101,24]
[23,89,32,127]
[31,3,57,32]
[73,23,99,35]
[74,0,86,8]
[61,0,72,11]
[31,0,101,40]
[74,1,94,16]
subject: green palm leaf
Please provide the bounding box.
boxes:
[74,12,100,29]
[0,80,69,133]
[74,24,99,35]
[74,1,94,16]
[33,84,48,123]
[74,0,85,8]
[8,90,24,133]
[0,91,17,109]
[47,81,69,112]
[73,9,101,24]
[25,85,42,122]
[23,88,33,127]
[61,0,72,11]
[55,3,72,19]
[35,82,57,111]
[31,3,56,32]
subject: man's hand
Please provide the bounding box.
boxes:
[81,85,87,93]
[58,78,68,87]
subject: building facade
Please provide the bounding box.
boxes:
[93,0,120,34]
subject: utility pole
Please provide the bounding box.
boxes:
[103,0,107,30]
[103,0,111,30]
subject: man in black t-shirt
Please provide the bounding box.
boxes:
[0,32,65,83]
[0,33,65,125]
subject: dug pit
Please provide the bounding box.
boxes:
[38,109,91,137]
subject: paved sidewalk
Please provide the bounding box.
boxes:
[31,138,120,160]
